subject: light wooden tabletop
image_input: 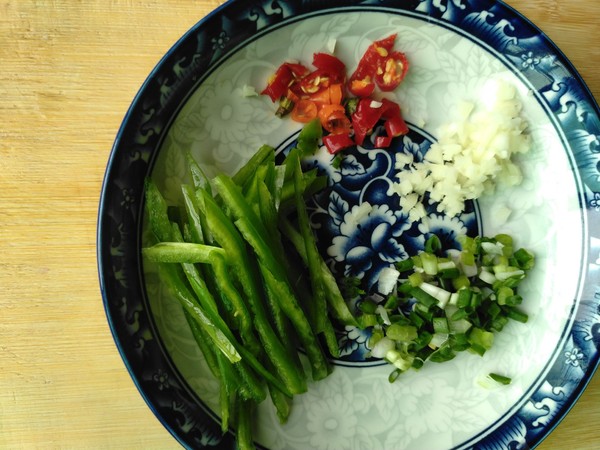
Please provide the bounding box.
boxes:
[1,1,599,449]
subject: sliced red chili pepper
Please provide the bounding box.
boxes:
[308,83,343,107]
[308,83,344,107]
[352,98,407,147]
[285,62,310,78]
[308,86,331,106]
[348,34,399,97]
[312,53,346,82]
[261,65,293,102]
[288,54,347,98]
[351,98,384,145]
[384,114,409,137]
[261,62,309,102]
[323,133,355,154]
[286,88,300,104]
[378,99,408,137]
[328,83,344,105]
[354,34,397,78]
[292,69,333,96]
[348,78,375,98]
[375,135,393,148]
[352,116,370,146]
[291,99,318,123]
[319,104,351,134]
[373,34,398,52]
[264,36,408,155]
[376,100,409,147]
[375,51,409,91]
[379,98,401,119]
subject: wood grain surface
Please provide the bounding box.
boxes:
[1,1,598,448]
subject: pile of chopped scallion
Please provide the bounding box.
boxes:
[362,233,535,383]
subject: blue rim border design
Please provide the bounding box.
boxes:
[97,1,600,449]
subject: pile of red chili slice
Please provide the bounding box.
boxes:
[261,34,410,154]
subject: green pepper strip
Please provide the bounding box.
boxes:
[209,253,259,344]
[186,152,212,194]
[146,179,290,395]
[213,175,330,381]
[279,217,358,327]
[291,157,340,358]
[232,144,275,187]
[251,174,302,413]
[257,179,282,248]
[145,181,239,360]
[258,265,330,381]
[183,309,221,379]
[232,353,267,403]
[268,384,292,425]
[181,184,206,244]
[142,242,226,264]
[169,223,229,319]
[181,184,259,351]
[291,157,325,330]
[216,352,237,433]
[295,118,322,155]
[201,190,306,395]
[176,224,265,405]
[279,168,327,213]
[235,399,257,450]
[146,180,240,360]
[257,169,319,362]
[145,179,174,242]
[157,263,241,364]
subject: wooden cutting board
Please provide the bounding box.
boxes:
[1,1,598,448]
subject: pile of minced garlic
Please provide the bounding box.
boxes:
[392,80,531,222]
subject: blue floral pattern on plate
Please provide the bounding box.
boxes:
[97,1,600,449]
[290,129,480,363]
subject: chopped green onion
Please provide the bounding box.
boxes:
[439,267,460,279]
[408,272,424,287]
[419,282,451,306]
[276,96,294,117]
[505,307,529,323]
[496,286,513,305]
[386,323,418,342]
[384,294,401,309]
[409,310,425,329]
[457,288,472,308]
[359,299,378,314]
[388,368,402,383]
[411,358,425,370]
[420,252,439,275]
[460,250,476,267]
[449,333,470,351]
[428,332,449,349]
[432,317,450,334]
[424,234,442,253]
[428,343,455,362]
[488,372,512,385]
[452,274,471,290]
[512,248,535,270]
[411,286,438,309]
[363,232,534,384]
[450,308,468,321]
[395,258,415,272]
[468,327,494,354]
[359,313,378,328]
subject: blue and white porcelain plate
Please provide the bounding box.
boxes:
[97,1,600,449]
